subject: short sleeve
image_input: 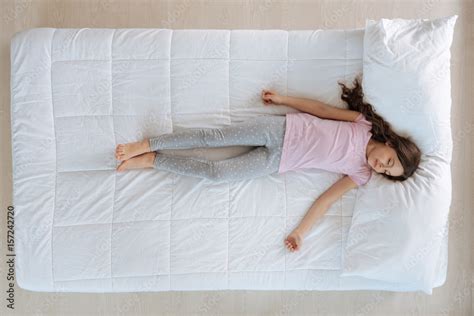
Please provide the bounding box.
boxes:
[349,169,372,186]
[354,113,372,128]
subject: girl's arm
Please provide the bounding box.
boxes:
[284,175,358,252]
[281,95,360,122]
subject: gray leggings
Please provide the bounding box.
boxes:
[148,115,286,182]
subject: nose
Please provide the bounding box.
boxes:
[376,159,383,170]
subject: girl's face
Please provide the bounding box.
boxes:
[367,140,404,176]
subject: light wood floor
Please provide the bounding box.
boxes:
[0,0,472,315]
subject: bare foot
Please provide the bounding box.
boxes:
[116,152,156,172]
[284,229,303,252]
[115,139,151,161]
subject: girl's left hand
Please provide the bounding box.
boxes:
[284,230,303,252]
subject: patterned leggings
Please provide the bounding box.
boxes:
[148,115,287,182]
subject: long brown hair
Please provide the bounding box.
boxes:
[337,74,421,181]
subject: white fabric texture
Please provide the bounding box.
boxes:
[10,27,449,293]
[341,16,457,294]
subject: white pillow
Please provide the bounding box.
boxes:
[341,15,458,294]
[361,15,457,157]
[341,155,452,294]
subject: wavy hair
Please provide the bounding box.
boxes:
[337,74,421,181]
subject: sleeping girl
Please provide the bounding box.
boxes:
[114,75,421,253]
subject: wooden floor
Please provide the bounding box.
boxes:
[0,0,472,315]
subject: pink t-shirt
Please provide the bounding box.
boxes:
[278,112,373,186]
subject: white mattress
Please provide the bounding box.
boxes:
[10,28,448,292]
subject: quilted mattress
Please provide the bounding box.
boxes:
[10,28,448,292]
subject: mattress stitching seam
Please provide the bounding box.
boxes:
[110,29,117,291]
[49,57,363,62]
[169,29,173,290]
[226,30,231,289]
[50,28,58,289]
[339,29,348,288]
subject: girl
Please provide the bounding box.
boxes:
[115,75,421,253]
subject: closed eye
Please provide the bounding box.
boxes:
[385,158,393,175]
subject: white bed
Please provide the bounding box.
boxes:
[10,27,449,293]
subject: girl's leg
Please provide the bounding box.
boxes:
[149,116,280,151]
[153,145,282,182]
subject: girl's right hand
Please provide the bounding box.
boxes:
[261,89,284,106]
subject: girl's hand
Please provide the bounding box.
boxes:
[284,229,303,252]
[261,89,284,105]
